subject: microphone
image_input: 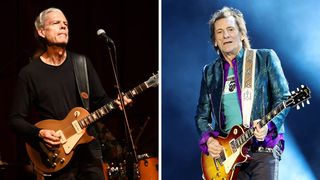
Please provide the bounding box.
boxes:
[97,29,114,44]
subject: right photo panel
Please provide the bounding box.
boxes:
[162,1,318,179]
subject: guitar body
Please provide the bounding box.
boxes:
[26,107,95,173]
[201,85,311,180]
[24,73,159,173]
[201,125,249,180]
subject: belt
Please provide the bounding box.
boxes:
[253,146,274,153]
[251,140,284,154]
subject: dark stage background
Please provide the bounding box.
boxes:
[0,0,158,179]
[163,0,320,179]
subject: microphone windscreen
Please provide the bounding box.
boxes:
[97,29,106,36]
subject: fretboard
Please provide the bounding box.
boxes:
[77,81,152,129]
[234,102,286,148]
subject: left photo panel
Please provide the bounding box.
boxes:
[0,1,159,179]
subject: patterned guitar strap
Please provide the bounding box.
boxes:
[241,49,256,128]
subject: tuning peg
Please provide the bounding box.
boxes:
[307,100,310,105]
[302,102,305,107]
[296,88,300,91]
[291,91,295,94]
[301,85,305,88]
[296,105,300,110]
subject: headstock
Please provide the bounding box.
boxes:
[285,85,311,110]
[145,72,159,88]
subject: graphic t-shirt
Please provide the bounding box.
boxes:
[222,68,242,132]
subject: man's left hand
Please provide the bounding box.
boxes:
[253,119,268,141]
[115,94,133,110]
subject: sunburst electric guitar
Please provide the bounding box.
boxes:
[26,73,158,173]
[201,85,311,180]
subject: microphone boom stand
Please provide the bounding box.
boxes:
[106,42,138,179]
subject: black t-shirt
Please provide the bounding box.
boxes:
[9,51,111,141]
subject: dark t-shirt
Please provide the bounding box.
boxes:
[9,51,111,158]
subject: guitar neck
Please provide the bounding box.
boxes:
[78,81,153,129]
[235,102,286,147]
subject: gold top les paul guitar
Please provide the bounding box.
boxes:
[201,85,311,180]
[26,73,158,173]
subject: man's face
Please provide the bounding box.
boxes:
[39,11,69,46]
[214,16,243,57]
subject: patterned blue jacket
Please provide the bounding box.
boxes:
[195,48,290,147]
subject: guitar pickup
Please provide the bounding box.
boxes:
[229,139,237,153]
[72,120,82,133]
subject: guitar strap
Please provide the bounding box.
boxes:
[241,49,256,128]
[72,53,90,111]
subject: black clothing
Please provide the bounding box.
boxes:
[9,51,111,179]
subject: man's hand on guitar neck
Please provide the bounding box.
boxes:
[253,120,268,141]
[38,129,61,147]
[115,94,133,110]
[207,137,223,158]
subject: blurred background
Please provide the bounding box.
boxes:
[0,0,158,179]
[162,0,319,179]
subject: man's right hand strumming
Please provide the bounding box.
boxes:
[38,129,61,147]
[207,137,223,158]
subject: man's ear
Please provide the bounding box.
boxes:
[37,29,45,38]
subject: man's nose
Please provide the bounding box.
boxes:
[223,30,230,38]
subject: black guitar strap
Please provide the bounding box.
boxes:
[72,53,90,111]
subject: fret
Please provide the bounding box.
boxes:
[273,109,277,115]
[245,132,249,140]
[133,88,140,95]
[249,128,254,136]
[93,111,101,119]
[125,91,132,99]
[87,115,94,123]
[80,119,86,127]
[267,114,271,120]
[126,90,135,99]
[132,87,140,95]
[144,82,150,88]
[92,112,98,120]
[106,103,115,111]
[237,138,241,145]
[141,83,148,91]
[84,117,89,126]
[131,89,138,96]
[244,132,249,139]
[137,84,144,94]
[242,133,248,142]
[78,121,84,129]
[238,136,242,145]
[240,136,245,144]
[102,106,110,113]
[98,108,106,116]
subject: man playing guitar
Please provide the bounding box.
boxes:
[195,6,290,180]
[9,7,132,179]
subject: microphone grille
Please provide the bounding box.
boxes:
[97,29,106,36]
